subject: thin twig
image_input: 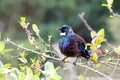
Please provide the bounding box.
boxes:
[6,40,61,61]
[5,39,113,79]
[76,63,112,80]
[78,12,94,32]
[110,54,120,77]
[100,61,120,66]
[78,12,114,48]
[99,61,120,71]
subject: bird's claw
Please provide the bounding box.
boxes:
[61,57,68,63]
[73,61,77,66]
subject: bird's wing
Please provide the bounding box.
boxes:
[74,34,86,46]
[74,34,86,51]
[74,34,90,59]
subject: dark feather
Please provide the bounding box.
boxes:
[58,25,90,63]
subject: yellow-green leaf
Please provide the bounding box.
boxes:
[78,74,84,80]
[97,28,105,38]
[107,0,114,5]
[44,61,55,72]
[101,3,108,7]
[29,36,35,44]
[114,46,120,54]
[18,58,27,64]
[35,71,41,77]
[18,17,28,29]
[0,41,5,52]
[63,68,70,71]
[105,49,109,53]
[96,63,101,68]
[20,17,26,22]
[109,15,114,18]
[32,24,39,35]
[86,43,94,49]
[91,31,97,38]
[4,63,11,68]
[2,49,13,53]
[106,57,112,61]
[91,52,98,62]
[18,72,25,80]
[95,37,103,45]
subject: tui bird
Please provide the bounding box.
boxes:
[58,25,90,65]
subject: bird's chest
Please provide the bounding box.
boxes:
[59,36,70,50]
[59,36,79,57]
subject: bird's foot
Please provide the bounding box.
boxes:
[73,61,77,66]
[61,57,68,63]
[73,56,79,66]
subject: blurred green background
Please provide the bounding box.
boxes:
[0,0,120,79]
[0,0,120,43]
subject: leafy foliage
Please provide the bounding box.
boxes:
[86,28,106,62]
[0,0,120,80]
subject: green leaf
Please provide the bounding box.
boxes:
[114,46,120,54]
[18,17,28,29]
[0,73,4,79]
[44,61,61,80]
[106,57,112,61]
[35,71,41,77]
[9,73,18,80]
[91,31,97,38]
[101,3,108,7]
[2,49,13,53]
[18,72,25,80]
[91,52,98,62]
[44,61,55,72]
[86,43,94,49]
[109,15,114,18]
[32,24,39,35]
[78,74,84,80]
[4,63,11,68]
[20,51,26,58]
[55,66,60,71]
[97,28,105,38]
[105,49,109,53]
[28,36,35,45]
[24,67,33,80]
[0,41,5,52]
[63,67,70,71]
[96,63,101,68]
[33,75,40,80]
[20,17,26,22]
[95,37,103,45]
[107,0,114,5]
[18,58,27,64]
[51,74,61,80]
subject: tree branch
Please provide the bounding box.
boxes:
[5,39,113,80]
[5,39,61,61]
[76,63,112,80]
[78,12,94,32]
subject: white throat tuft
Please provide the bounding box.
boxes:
[60,32,66,36]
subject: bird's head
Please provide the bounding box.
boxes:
[58,25,73,36]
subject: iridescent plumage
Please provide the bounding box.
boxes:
[58,25,90,65]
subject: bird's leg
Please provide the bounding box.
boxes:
[61,56,68,62]
[73,56,79,65]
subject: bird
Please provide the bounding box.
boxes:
[58,25,90,65]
